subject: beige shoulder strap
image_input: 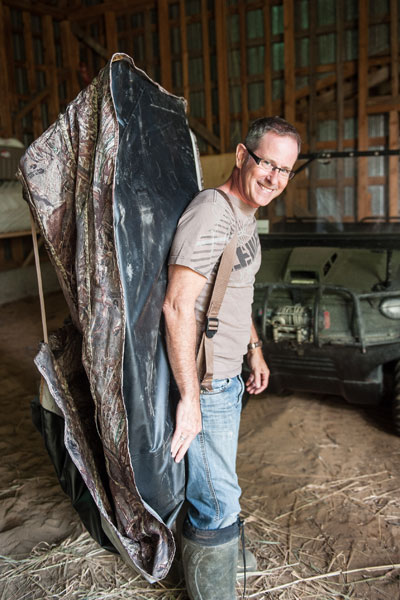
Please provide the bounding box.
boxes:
[196,189,238,390]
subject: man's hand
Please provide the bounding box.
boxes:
[170,396,202,463]
[246,347,270,395]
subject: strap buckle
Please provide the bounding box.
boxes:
[205,316,219,338]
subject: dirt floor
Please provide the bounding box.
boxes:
[1,291,400,599]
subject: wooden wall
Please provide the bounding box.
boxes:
[0,0,399,222]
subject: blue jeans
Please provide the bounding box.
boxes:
[186,375,244,530]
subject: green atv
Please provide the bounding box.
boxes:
[252,150,400,434]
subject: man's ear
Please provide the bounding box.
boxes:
[236,143,247,169]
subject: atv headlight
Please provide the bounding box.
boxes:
[380,297,400,319]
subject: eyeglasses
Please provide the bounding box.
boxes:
[245,146,295,180]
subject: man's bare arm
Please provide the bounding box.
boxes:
[162,264,207,463]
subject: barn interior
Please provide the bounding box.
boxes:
[1,1,400,599]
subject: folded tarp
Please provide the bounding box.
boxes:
[18,53,201,582]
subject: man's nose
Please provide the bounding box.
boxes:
[266,167,280,184]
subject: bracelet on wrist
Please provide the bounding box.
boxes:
[247,340,262,351]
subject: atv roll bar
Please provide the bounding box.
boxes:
[295,148,400,175]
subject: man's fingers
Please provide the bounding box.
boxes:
[171,431,192,463]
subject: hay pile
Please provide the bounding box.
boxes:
[1,480,400,600]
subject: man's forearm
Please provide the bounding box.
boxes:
[163,303,200,400]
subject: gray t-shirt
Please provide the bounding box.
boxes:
[169,188,261,378]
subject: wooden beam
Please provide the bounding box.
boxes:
[215,0,229,152]
[157,0,172,91]
[389,0,399,219]
[188,114,221,152]
[0,1,12,136]
[2,0,65,19]
[239,2,248,138]
[201,0,213,150]
[70,23,109,60]
[263,0,272,116]
[15,88,50,121]
[283,0,295,124]
[68,0,153,21]
[105,11,118,56]
[179,0,189,103]
[357,0,369,220]
[60,20,80,99]
[43,15,60,124]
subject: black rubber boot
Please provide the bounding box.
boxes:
[182,519,239,600]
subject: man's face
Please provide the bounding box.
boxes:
[234,132,299,209]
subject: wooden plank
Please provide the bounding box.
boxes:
[357,0,369,221]
[263,0,272,116]
[179,0,189,103]
[43,15,60,124]
[201,0,213,149]
[239,2,248,139]
[157,0,172,91]
[22,10,42,139]
[60,20,80,99]
[144,7,154,78]
[215,0,229,152]
[105,11,118,56]
[0,1,12,136]
[389,0,399,219]
[283,0,295,124]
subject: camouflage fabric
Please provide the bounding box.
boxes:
[17,54,196,582]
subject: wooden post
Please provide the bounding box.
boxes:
[239,2,248,139]
[105,11,118,56]
[215,0,229,152]
[201,0,213,149]
[283,0,295,125]
[60,20,80,99]
[308,0,317,216]
[43,14,60,124]
[22,10,42,139]
[336,0,345,220]
[0,0,12,136]
[144,7,154,78]
[357,0,369,220]
[157,0,172,91]
[389,0,399,219]
[263,0,272,117]
[179,0,189,105]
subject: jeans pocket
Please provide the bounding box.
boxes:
[201,378,231,395]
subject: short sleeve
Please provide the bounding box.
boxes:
[169,189,235,279]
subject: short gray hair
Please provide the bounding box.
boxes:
[244,116,302,154]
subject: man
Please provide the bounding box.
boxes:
[163,116,301,599]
